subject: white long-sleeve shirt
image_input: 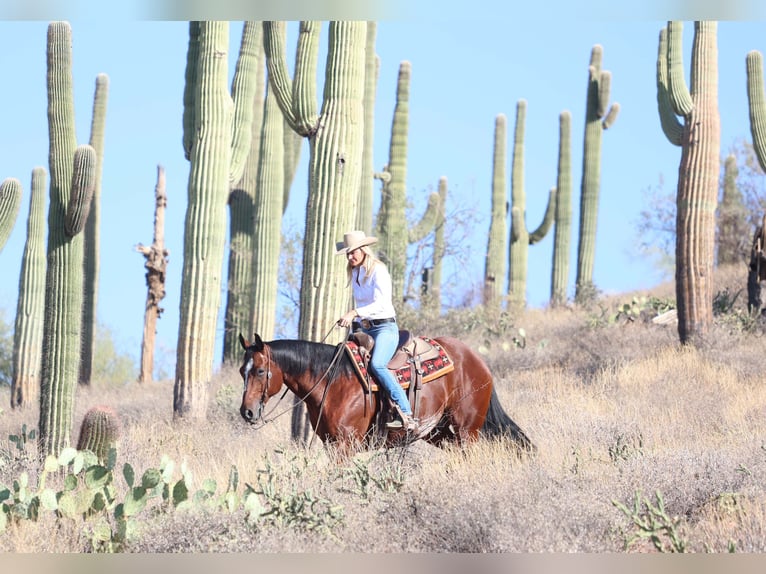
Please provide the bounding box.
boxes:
[351,263,397,320]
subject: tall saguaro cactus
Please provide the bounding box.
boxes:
[551,111,573,307]
[250,86,285,341]
[374,60,440,302]
[575,45,619,300]
[656,21,720,346]
[38,21,98,457]
[80,73,109,387]
[484,113,508,308]
[357,22,379,234]
[263,21,367,343]
[507,99,556,307]
[0,178,22,252]
[11,168,46,409]
[175,21,258,419]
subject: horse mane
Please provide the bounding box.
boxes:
[267,339,356,382]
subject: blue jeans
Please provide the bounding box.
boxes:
[361,321,412,416]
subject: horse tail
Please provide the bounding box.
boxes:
[482,385,536,454]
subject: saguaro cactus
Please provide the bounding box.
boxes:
[483,114,508,308]
[0,178,22,252]
[263,21,367,343]
[222,22,264,364]
[38,18,99,458]
[507,99,556,307]
[374,60,440,302]
[551,111,573,307]
[175,22,258,419]
[357,21,379,234]
[136,165,169,384]
[717,154,747,266]
[656,21,720,346]
[425,176,448,313]
[250,87,285,341]
[575,45,619,300]
[10,168,47,409]
[80,73,109,387]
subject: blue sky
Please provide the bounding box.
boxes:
[1,11,765,375]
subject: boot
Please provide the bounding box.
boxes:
[386,405,418,432]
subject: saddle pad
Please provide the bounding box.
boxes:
[343,337,455,392]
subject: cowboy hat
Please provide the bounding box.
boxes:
[335,230,378,254]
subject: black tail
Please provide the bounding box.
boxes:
[482,386,536,454]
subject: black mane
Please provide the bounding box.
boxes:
[267,339,356,381]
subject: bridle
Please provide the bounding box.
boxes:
[242,337,347,435]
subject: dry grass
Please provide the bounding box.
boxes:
[2,264,766,552]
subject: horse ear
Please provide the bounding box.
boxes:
[239,333,249,350]
[254,333,264,351]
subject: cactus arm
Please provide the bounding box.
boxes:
[228,21,259,184]
[667,21,695,116]
[182,21,201,160]
[746,50,766,172]
[528,188,556,244]
[64,145,96,237]
[657,27,684,145]
[603,102,620,129]
[262,21,299,130]
[292,21,321,135]
[0,178,22,251]
[408,191,441,243]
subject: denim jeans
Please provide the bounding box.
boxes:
[361,321,412,416]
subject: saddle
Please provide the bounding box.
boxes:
[343,330,455,424]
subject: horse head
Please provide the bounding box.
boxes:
[238,333,282,424]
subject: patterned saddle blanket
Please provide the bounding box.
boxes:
[343,331,455,392]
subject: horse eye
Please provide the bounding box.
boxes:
[256,368,266,377]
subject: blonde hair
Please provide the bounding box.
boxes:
[346,245,380,284]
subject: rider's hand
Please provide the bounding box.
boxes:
[336,309,357,328]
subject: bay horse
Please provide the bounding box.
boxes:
[238,332,534,456]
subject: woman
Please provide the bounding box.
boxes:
[335,230,418,431]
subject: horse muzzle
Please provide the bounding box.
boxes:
[240,401,264,424]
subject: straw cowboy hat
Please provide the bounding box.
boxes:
[335,230,378,255]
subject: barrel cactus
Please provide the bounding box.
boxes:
[76,405,121,464]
